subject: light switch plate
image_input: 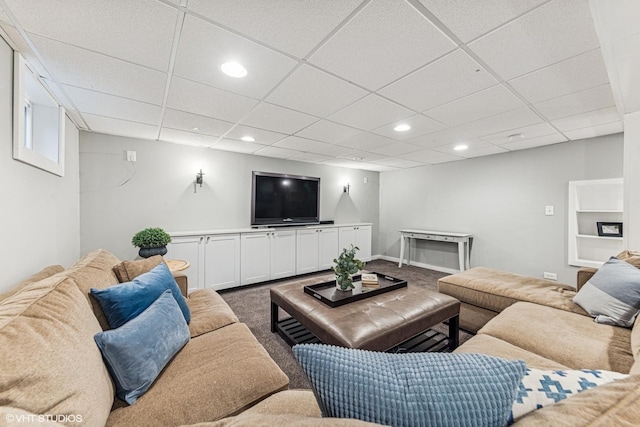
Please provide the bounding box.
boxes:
[545,205,554,216]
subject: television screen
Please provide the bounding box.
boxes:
[251,172,320,226]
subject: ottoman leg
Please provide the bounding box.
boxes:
[270,301,279,333]
[448,315,459,351]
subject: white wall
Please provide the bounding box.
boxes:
[0,36,80,292]
[79,132,380,261]
[379,134,624,285]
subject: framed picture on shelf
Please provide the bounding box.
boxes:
[597,222,623,237]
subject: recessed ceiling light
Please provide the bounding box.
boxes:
[241,135,255,142]
[192,127,199,132]
[353,156,364,161]
[220,61,247,78]
[454,144,468,151]
[508,133,525,141]
[394,124,411,132]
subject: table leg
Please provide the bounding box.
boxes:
[465,239,470,270]
[398,234,405,268]
[448,315,459,351]
[270,301,279,333]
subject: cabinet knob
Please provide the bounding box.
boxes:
[199,237,204,242]
[206,236,210,242]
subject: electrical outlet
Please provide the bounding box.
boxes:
[126,150,136,162]
[543,272,557,281]
[364,177,368,184]
[545,205,554,216]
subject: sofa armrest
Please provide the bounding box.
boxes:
[173,272,188,297]
[576,267,597,291]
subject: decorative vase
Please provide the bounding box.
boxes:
[139,246,167,258]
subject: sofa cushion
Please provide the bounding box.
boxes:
[0,264,64,303]
[91,262,190,329]
[479,302,634,373]
[0,275,114,426]
[112,255,163,282]
[187,289,239,338]
[629,314,640,375]
[106,322,289,427]
[95,290,190,404]
[293,343,526,427]
[573,257,640,327]
[617,249,640,269]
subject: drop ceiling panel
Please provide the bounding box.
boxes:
[563,121,623,141]
[371,114,446,141]
[379,49,497,112]
[408,128,475,149]
[84,114,159,140]
[425,85,525,126]
[468,0,601,80]
[160,128,218,147]
[459,107,542,137]
[370,142,422,156]
[5,0,177,71]
[266,65,367,117]
[166,77,259,123]
[338,151,386,162]
[162,109,234,137]
[432,139,493,154]
[240,102,319,134]
[61,85,162,125]
[534,84,616,121]
[308,144,359,158]
[187,0,363,58]
[253,145,303,159]
[551,106,619,132]
[212,138,264,154]
[457,145,509,159]
[338,132,400,151]
[500,133,567,150]
[223,125,287,145]
[309,0,456,90]
[273,136,330,152]
[328,95,413,131]
[372,157,424,168]
[483,122,558,145]
[174,15,298,99]
[418,0,549,43]
[295,120,363,144]
[29,34,167,105]
[509,49,610,104]
[289,152,334,163]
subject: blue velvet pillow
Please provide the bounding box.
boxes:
[293,344,526,427]
[91,262,190,329]
[94,290,190,404]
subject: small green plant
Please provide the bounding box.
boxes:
[332,245,366,291]
[131,227,172,248]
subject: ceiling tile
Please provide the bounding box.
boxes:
[309,0,456,90]
[84,114,159,140]
[309,145,359,158]
[459,107,542,137]
[273,136,330,152]
[212,138,264,154]
[397,148,444,163]
[338,132,399,151]
[551,106,620,132]
[432,139,493,154]
[371,114,446,141]
[0,8,11,25]
[372,158,425,168]
[408,128,475,149]
[289,152,334,163]
[468,0,601,80]
[253,145,303,159]
[4,0,177,70]
[166,77,259,122]
[338,151,387,162]
[29,34,167,104]
[457,145,509,158]
[322,158,388,171]
[500,133,568,150]
[162,109,234,137]
[418,0,548,42]
[160,128,218,147]
[483,122,558,144]
[173,15,298,99]
[240,102,319,134]
[425,85,524,126]
[266,65,367,117]
[328,95,413,131]
[534,84,616,121]
[295,120,363,144]
[370,142,422,156]
[61,85,162,126]
[187,0,362,58]
[563,121,624,141]
[509,49,610,104]
[379,49,497,112]
[223,125,287,145]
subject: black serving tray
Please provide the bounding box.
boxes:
[303,272,407,308]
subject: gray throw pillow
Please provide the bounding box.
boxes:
[573,257,640,327]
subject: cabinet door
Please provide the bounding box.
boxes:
[240,233,271,285]
[167,236,203,291]
[338,227,357,252]
[204,234,240,291]
[318,227,339,270]
[296,229,319,275]
[271,230,296,279]
[356,225,372,261]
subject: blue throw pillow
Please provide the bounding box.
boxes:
[293,344,526,427]
[91,262,190,329]
[94,290,190,404]
[573,256,640,327]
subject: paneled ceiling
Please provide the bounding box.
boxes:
[0,0,623,171]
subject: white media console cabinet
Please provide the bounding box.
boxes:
[166,224,372,292]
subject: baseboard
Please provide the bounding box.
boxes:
[374,255,460,275]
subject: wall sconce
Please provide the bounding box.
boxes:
[194,169,204,193]
[343,183,350,194]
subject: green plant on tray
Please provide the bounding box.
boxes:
[332,244,366,291]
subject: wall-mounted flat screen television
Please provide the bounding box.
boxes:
[251,171,320,227]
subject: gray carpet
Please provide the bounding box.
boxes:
[219,259,473,389]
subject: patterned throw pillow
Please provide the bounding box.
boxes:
[508,368,628,424]
[573,256,640,327]
[293,344,526,427]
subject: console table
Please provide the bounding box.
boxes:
[398,230,473,271]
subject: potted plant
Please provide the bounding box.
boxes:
[131,227,172,258]
[332,245,366,291]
